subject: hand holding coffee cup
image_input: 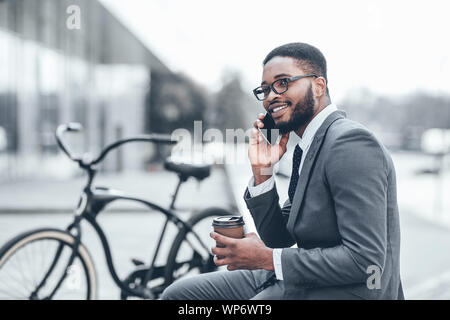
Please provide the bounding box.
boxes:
[212,216,245,259]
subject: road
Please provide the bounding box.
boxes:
[0,167,235,300]
[1,150,450,299]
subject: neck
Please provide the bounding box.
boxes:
[294,98,330,138]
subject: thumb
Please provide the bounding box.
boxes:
[244,232,258,239]
[278,133,290,152]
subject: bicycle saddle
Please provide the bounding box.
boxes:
[164,157,212,181]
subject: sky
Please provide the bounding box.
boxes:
[99,0,450,103]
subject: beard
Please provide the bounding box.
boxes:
[275,84,315,135]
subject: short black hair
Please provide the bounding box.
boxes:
[263,42,330,98]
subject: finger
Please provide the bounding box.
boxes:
[258,113,266,120]
[258,133,265,144]
[253,119,264,129]
[227,265,238,271]
[249,128,262,145]
[278,133,289,148]
[277,133,290,153]
[211,246,228,257]
[213,255,230,267]
[244,232,258,239]
[210,232,235,247]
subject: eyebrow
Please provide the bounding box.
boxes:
[261,73,291,85]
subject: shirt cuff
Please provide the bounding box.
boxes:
[272,249,284,280]
[247,176,275,198]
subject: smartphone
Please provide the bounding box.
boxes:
[258,113,278,145]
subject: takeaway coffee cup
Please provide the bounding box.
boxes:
[212,216,245,259]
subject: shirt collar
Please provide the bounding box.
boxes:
[298,103,338,151]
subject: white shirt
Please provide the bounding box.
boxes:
[247,103,339,280]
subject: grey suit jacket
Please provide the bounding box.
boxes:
[244,110,404,300]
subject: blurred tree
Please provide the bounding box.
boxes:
[145,70,209,160]
[209,70,259,133]
[146,71,207,133]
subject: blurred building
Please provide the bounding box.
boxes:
[0,0,171,181]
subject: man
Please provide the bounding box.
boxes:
[162,42,404,300]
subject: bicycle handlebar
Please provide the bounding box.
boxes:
[56,123,84,162]
[55,123,177,167]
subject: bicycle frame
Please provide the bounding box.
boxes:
[62,166,213,298]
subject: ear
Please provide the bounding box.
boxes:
[313,77,327,97]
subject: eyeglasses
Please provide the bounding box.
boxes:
[252,74,318,101]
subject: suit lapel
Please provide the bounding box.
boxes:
[286,110,347,235]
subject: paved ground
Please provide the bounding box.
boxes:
[0,166,235,299]
[1,149,450,299]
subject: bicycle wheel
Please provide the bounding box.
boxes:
[164,207,233,286]
[0,228,97,300]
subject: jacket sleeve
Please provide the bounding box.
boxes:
[281,128,388,288]
[244,185,295,248]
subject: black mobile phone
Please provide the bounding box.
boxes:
[258,113,278,145]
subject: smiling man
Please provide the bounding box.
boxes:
[162,42,404,300]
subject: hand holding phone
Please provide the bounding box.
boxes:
[258,113,279,145]
[249,113,289,184]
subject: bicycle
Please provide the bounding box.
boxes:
[0,123,235,300]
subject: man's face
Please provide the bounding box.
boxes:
[261,56,316,134]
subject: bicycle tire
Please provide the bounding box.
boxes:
[0,228,97,300]
[164,207,233,286]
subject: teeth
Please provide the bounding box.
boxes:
[273,104,287,113]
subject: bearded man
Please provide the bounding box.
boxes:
[162,42,404,300]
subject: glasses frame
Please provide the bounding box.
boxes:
[253,74,319,101]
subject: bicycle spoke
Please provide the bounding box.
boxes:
[3,242,41,297]
[0,270,29,298]
[22,241,43,292]
[38,240,46,289]
[0,287,26,300]
[25,243,39,289]
[32,240,52,296]
[31,240,44,289]
[0,255,31,299]
[14,247,35,294]
[3,266,29,292]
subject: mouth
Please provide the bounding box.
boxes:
[269,102,290,118]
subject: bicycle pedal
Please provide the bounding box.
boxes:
[131,258,145,266]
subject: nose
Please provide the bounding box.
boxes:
[266,87,280,105]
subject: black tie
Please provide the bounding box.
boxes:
[288,145,303,203]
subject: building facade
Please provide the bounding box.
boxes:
[0,0,170,181]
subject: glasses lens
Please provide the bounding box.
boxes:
[254,87,269,100]
[272,79,288,94]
